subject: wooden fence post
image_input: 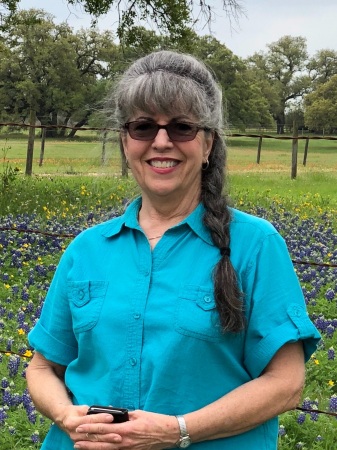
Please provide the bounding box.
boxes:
[291,121,298,179]
[256,136,263,164]
[101,130,108,165]
[39,127,46,167]
[303,137,309,166]
[25,108,36,176]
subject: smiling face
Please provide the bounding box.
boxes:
[121,112,213,207]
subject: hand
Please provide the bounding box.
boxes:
[73,409,179,450]
[55,404,118,446]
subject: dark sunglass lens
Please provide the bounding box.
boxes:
[129,122,157,140]
[169,123,197,141]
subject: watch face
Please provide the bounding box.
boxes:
[179,437,191,448]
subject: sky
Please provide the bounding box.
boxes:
[18,0,337,58]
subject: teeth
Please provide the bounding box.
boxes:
[150,160,178,168]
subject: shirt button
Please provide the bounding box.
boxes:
[78,290,85,300]
[133,313,141,320]
[203,295,211,303]
[144,270,150,277]
[129,358,137,366]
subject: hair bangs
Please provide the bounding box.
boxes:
[122,71,208,123]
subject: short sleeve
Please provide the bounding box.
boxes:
[242,232,321,379]
[28,248,78,366]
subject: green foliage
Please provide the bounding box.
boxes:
[0,140,20,191]
[249,36,311,133]
[304,75,337,132]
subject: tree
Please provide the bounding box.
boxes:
[186,34,273,129]
[249,36,311,133]
[0,9,117,136]
[308,49,337,85]
[304,74,337,133]
[1,1,243,41]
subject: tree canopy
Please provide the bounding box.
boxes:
[304,74,337,132]
[0,0,243,42]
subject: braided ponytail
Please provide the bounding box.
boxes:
[201,134,245,332]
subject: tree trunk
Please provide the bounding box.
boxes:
[275,111,286,134]
[25,108,36,176]
[59,114,71,137]
[67,115,90,138]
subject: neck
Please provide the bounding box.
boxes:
[138,192,200,238]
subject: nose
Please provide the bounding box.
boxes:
[152,126,173,148]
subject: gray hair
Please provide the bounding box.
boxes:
[111,50,244,333]
[113,50,223,131]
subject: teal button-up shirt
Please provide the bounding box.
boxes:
[29,198,320,449]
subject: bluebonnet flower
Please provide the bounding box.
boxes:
[31,431,40,443]
[326,324,335,338]
[2,272,9,281]
[6,338,14,351]
[297,413,306,424]
[11,284,19,295]
[2,387,12,406]
[278,425,286,436]
[8,426,16,435]
[325,288,335,301]
[310,411,319,421]
[329,394,337,412]
[8,355,20,377]
[1,377,9,388]
[328,347,335,360]
[0,407,8,425]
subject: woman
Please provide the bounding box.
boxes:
[26,50,320,450]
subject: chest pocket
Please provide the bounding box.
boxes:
[175,285,222,341]
[68,281,108,333]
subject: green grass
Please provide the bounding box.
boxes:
[2,131,337,177]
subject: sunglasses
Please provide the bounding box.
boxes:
[123,120,210,142]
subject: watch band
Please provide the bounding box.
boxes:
[175,415,192,448]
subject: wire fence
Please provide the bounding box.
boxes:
[1,121,337,179]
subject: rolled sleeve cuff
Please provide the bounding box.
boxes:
[28,322,78,366]
[245,303,321,379]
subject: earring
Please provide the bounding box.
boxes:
[126,159,130,169]
[202,160,209,171]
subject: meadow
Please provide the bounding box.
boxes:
[0,132,337,449]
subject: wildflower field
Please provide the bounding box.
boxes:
[0,171,336,449]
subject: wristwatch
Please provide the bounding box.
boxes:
[175,415,192,448]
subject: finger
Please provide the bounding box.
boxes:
[75,427,123,444]
[84,413,115,424]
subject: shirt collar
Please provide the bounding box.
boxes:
[100,197,214,247]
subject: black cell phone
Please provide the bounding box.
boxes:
[87,405,129,423]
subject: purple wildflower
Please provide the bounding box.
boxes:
[297,413,306,424]
[328,347,335,360]
[329,394,337,412]
[31,431,40,443]
[278,425,286,436]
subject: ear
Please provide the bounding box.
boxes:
[203,130,214,161]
